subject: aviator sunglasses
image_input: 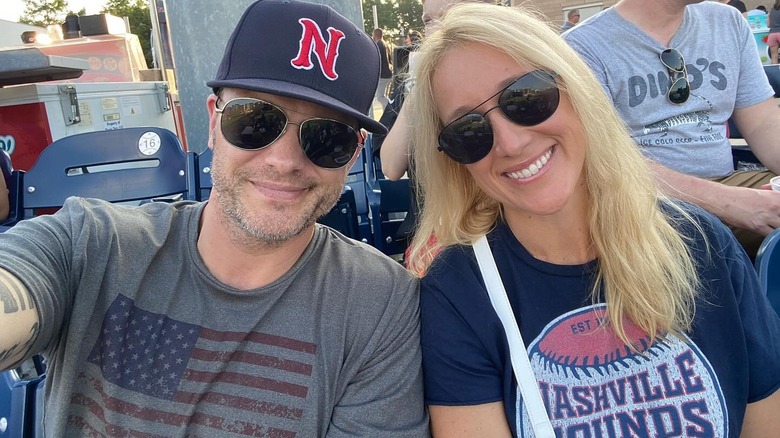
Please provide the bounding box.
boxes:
[215,97,362,169]
[438,70,560,164]
[660,48,690,105]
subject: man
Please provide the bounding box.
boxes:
[373,28,393,110]
[565,0,780,259]
[560,8,580,33]
[0,0,429,436]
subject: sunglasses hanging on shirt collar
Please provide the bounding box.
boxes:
[660,48,691,105]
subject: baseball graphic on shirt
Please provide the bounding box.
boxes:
[517,304,727,437]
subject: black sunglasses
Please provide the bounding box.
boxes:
[660,48,690,105]
[437,70,560,165]
[215,98,361,169]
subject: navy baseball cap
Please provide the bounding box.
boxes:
[207,0,386,134]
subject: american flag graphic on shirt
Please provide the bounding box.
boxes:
[70,294,317,437]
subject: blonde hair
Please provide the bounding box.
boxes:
[406,3,702,345]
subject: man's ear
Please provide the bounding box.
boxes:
[207,95,219,151]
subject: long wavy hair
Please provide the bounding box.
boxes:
[406,3,702,345]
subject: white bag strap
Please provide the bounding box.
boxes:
[473,235,555,438]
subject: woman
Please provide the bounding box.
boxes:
[768,1,780,64]
[406,3,780,437]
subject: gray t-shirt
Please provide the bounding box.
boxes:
[565,2,773,178]
[0,198,429,437]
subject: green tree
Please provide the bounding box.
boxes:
[102,0,153,68]
[20,0,69,27]
[362,0,424,47]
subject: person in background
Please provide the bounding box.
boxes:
[728,0,748,15]
[758,4,769,13]
[380,0,494,181]
[565,0,780,260]
[559,8,580,33]
[373,28,394,110]
[406,29,423,48]
[769,1,780,64]
[0,0,429,436]
[406,3,780,436]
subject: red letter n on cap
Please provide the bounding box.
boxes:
[290,18,346,81]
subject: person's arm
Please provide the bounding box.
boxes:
[649,161,780,236]
[380,103,413,180]
[732,98,780,174]
[741,389,780,437]
[0,176,9,221]
[429,403,512,438]
[0,267,40,370]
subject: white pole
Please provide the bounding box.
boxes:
[372,5,378,30]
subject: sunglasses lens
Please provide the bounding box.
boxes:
[438,114,494,164]
[500,71,560,126]
[220,99,287,150]
[668,78,690,105]
[300,119,359,169]
[660,49,684,71]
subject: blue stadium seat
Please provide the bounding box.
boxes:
[11,127,188,221]
[756,227,780,316]
[1,367,45,437]
[345,148,372,243]
[367,178,412,258]
[186,148,213,202]
[317,186,360,239]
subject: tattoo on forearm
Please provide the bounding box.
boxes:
[0,322,39,364]
[0,269,33,314]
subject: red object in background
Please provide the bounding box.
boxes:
[0,103,53,171]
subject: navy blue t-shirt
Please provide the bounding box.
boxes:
[420,206,780,437]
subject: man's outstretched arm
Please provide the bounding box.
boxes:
[649,161,780,236]
[0,267,40,371]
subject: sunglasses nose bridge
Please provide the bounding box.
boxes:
[488,115,532,157]
[258,122,312,169]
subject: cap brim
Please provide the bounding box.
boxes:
[206,78,388,134]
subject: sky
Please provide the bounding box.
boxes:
[1,0,106,23]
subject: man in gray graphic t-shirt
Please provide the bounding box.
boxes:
[565,0,780,258]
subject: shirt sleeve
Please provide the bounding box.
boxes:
[420,248,507,406]
[724,228,780,402]
[563,29,613,100]
[328,277,430,437]
[734,8,775,108]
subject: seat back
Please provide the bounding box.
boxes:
[20,127,188,215]
[186,148,213,202]
[0,369,45,438]
[345,148,372,242]
[756,227,780,316]
[369,178,412,258]
[317,186,360,239]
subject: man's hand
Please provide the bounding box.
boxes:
[714,185,780,236]
[650,161,779,236]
